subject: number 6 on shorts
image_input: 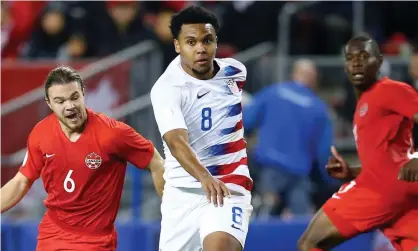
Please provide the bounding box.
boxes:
[231,206,243,231]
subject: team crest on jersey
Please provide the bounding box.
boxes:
[226,79,240,95]
[85,152,102,169]
[359,103,368,117]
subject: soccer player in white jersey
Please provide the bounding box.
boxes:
[150,5,253,251]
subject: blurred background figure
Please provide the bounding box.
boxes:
[1,1,44,59]
[244,59,333,219]
[96,1,155,57]
[23,2,87,60]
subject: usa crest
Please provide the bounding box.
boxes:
[85,152,102,169]
[226,79,240,95]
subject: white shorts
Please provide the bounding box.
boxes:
[158,183,253,251]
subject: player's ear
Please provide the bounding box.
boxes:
[377,54,383,68]
[45,98,52,109]
[174,39,180,54]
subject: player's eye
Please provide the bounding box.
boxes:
[56,101,64,104]
[71,96,79,100]
[204,39,212,44]
[187,40,195,46]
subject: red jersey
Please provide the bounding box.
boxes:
[19,109,154,235]
[353,77,418,195]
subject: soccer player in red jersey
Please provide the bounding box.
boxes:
[0,66,165,251]
[298,35,418,251]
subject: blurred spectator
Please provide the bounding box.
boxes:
[243,59,333,219]
[152,8,177,68]
[96,1,156,57]
[23,2,87,60]
[1,1,45,58]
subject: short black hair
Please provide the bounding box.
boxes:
[170,5,220,39]
[44,66,84,100]
[345,35,381,57]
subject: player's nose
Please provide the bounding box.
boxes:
[352,57,364,67]
[65,103,76,110]
[196,42,207,53]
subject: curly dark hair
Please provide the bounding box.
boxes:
[170,5,220,39]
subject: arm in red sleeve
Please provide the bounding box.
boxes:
[380,82,418,120]
[19,131,44,181]
[113,122,155,169]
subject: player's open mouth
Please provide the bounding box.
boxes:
[352,73,364,81]
[65,113,80,122]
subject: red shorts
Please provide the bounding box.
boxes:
[382,208,418,251]
[36,213,117,251]
[322,181,417,241]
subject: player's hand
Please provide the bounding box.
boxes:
[200,175,231,207]
[398,158,418,182]
[326,146,351,180]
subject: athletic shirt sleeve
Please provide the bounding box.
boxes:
[150,81,188,137]
[379,80,418,119]
[113,121,155,169]
[19,130,45,181]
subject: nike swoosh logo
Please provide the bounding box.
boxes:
[46,154,55,158]
[197,91,210,99]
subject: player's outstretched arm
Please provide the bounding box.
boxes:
[1,172,33,213]
[163,129,231,207]
[145,149,165,197]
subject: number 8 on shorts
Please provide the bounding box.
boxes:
[231,206,243,231]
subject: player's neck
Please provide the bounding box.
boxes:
[58,112,88,142]
[354,77,378,99]
[60,121,86,141]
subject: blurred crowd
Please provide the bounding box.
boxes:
[2,1,418,63]
[2,1,418,222]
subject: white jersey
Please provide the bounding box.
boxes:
[151,56,252,194]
